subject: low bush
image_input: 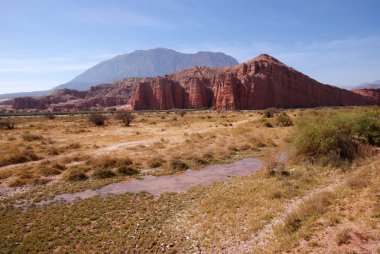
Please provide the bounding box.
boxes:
[276,112,293,127]
[8,178,29,187]
[89,113,107,126]
[346,170,370,189]
[147,157,165,168]
[0,122,14,130]
[63,169,88,181]
[117,167,139,176]
[284,191,336,231]
[293,109,380,163]
[91,156,133,169]
[263,121,273,128]
[336,229,351,245]
[21,132,43,142]
[265,158,289,176]
[169,158,189,171]
[38,163,66,177]
[44,112,55,119]
[115,110,135,127]
[174,109,187,117]
[92,168,116,179]
[0,149,40,167]
[263,108,277,118]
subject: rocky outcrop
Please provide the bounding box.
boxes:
[129,55,376,110]
[11,54,379,112]
[352,89,380,104]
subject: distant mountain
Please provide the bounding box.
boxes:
[352,80,380,90]
[12,54,378,112]
[0,48,238,99]
[0,90,51,99]
[55,48,239,90]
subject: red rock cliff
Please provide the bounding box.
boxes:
[11,54,378,111]
[352,89,380,104]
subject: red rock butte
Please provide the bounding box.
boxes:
[10,54,380,111]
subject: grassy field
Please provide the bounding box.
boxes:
[0,107,379,253]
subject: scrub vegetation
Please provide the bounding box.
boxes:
[0,107,379,253]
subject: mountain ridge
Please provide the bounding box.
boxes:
[0,48,238,99]
[55,48,239,90]
[9,54,378,111]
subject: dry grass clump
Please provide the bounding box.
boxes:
[90,156,133,169]
[59,154,90,164]
[88,156,139,178]
[284,191,336,231]
[8,178,29,187]
[92,168,116,179]
[0,169,12,180]
[276,112,293,127]
[346,170,370,189]
[117,167,139,176]
[265,157,289,176]
[169,158,189,171]
[21,131,44,142]
[62,168,88,182]
[263,120,273,128]
[336,228,352,245]
[38,163,66,177]
[0,148,40,167]
[65,142,81,149]
[146,157,165,168]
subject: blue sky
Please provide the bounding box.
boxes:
[0,0,379,93]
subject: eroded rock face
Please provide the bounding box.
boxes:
[11,54,379,112]
[352,89,380,104]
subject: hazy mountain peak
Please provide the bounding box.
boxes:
[55,48,238,90]
[353,80,380,90]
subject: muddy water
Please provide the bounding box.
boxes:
[37,158,262,206]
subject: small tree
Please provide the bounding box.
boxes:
[89,112,107,126]
[44,112,55,119]
[116,110,135,127]
[175,109,187,117]
[276,112,293,127]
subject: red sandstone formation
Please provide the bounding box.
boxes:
[11,54,378,112]
[352,89,380,104]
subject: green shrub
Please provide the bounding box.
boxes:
[276,112,293,127]
[293,108,380,163]
[263,108,276,118]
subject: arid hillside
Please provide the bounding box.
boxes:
[0,107,379,253]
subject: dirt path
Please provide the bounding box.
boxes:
[220,179,343,254]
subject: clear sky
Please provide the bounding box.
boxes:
[0,0,379,93]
